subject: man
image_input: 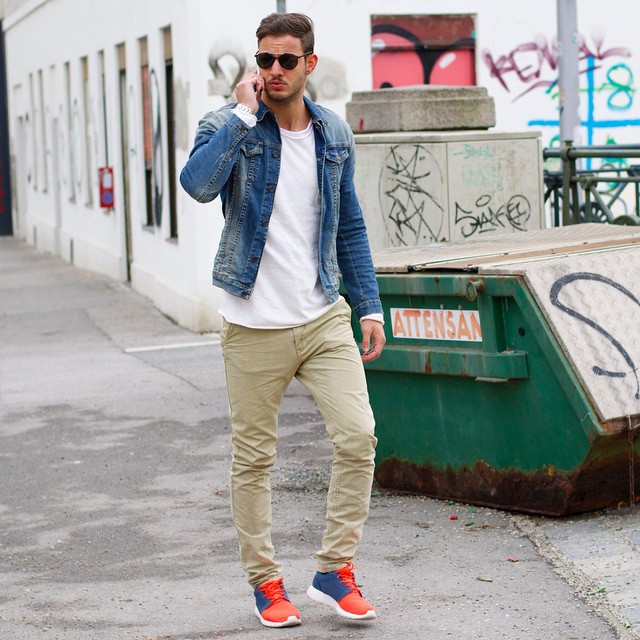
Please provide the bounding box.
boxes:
[180,12,385,629]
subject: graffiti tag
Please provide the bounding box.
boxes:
[379,144,444,245]
[550,272,640,400]
[454,143,496,160]
[454,194,531,238]
[461,164,504,191]
[483,34,630,100]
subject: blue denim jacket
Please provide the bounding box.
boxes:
[180,97,382,320]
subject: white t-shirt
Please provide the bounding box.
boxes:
[219,120,335,328]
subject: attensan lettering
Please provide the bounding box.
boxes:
[391,307,482,342]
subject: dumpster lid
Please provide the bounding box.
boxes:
[372,224,640,273]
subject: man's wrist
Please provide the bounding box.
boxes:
[235,103,256,116]
[360,313,384,325]
[232,103,257,128]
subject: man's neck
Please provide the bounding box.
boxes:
[265,97,310,132]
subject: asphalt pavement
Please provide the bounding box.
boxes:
[1,236,640,640]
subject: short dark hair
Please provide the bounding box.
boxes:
[256,13,314,53]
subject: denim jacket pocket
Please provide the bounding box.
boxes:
[227,140,264,212]
[240,140,263,158]
[325,145,349,166]
[237,140,263,178]
[324,145,350,213]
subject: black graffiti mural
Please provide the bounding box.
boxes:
[550,272,640,400]
[379,144,444,245]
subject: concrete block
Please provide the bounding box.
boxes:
[346,85,496,133]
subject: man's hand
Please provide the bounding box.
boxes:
[360,320,386,363]
[234,70,264,113]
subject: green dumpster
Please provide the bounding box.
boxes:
[353,224,640,516]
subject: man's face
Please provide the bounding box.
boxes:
[256,34,316,106]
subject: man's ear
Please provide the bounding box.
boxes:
[306,53,318,75]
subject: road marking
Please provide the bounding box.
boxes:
[124,337,220,353]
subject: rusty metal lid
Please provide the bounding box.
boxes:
[372,224,640,274]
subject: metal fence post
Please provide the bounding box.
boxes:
[561,140,576,225]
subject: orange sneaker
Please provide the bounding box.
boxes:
[254,577,301,628]
[307,562,376,620]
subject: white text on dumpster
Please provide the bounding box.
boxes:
[391,308,482,342]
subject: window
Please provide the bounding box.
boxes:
[28,72,37,190]
[64,61,75,202]
[38,69,48,192]
[117,42,133,279]
[98,50,109,166]
[81,56,93,205]
[163,26,178,239]
[139,37,154,227]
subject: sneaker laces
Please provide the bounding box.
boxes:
[335,562,362,596]
[258,578,288,603]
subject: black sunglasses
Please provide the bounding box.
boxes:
[254,51,312,70]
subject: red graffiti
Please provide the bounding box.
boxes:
[372,31,424,88]
[483,34,630,100]
[430,50,474,85]
[371,16,476,89]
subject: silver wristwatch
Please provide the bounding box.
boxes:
[235,103,256,116]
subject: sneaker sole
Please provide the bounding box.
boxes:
[254,606,301,628]
[306,585,377,620]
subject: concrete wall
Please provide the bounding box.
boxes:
[354,130,545,249]
[4,0,224,331]
[3,0,640,331]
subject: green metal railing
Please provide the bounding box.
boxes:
[543,142,640,226]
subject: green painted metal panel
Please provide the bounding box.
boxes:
[360,280,590,472]
[366,344,529,379]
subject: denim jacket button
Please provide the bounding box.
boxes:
[251,256,259,262]
[268,185,276,192]
[272,150,279,157]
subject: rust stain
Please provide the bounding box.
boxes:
[423,350,475,377]
[471,277,485,293]
[424,357,433,374]
[601,416,640,436]
[375,444,640,516]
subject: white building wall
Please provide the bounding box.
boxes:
[4,0,640,331]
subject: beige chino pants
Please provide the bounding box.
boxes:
[220,299,377,588]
